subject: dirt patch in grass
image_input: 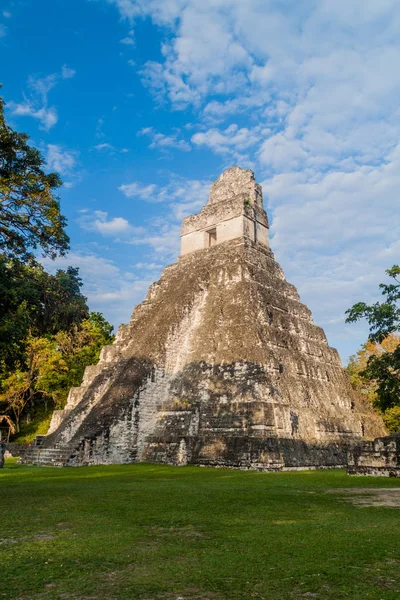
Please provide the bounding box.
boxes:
[142,589,225,600]
[0,531,55,546]
[0,537,18,546]
[327,488,400,507]
[33,533,55,542]
[149,525,204,538]
[271,520,297,525]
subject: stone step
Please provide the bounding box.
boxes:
[20,446,74,466]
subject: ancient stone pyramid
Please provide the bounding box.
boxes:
[24,166,385,468]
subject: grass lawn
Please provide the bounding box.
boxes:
[1,460,400,600]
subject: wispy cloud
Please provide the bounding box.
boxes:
[46,144,76,174]
[120,28,135,45]
[79,175,210,266]
[118,175,209,218]
[93,142,115,152]
[118,181,157,199]
[192,124,268,162]
[61,65,76,79]
[9,104,58,130]
[46,144,79,187]
[120,37,134,45]
[7,66,76,130]
[79,210,145,237]
[139,126,191,152]
[93,142,130,154]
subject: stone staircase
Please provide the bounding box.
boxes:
[19,436,75,467]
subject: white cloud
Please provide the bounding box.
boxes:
[120,36,134,45]
[107,0,187,24]
[128,222,181,256]
[118,175,210,217]
[9,103,58,131]
[46,144,77,176]
[28,73,58,102]
[93,143,129,153]
[259,134,308,171]
[79,210,144,237]
[139,126,191,151]
[203,96,268,122]
[78,206,181,262]
[2,11,11,18]
[94,216,132,236]
[7,68,75,130]
[192,124,268,162]
[93,143,115,152]
[61,65,76,79]
[118,181,157,199]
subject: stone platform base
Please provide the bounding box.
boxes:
[348,466,400,477]
[21,435,352,470]
[347,433,400,477]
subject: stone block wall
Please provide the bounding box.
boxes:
[348,434,400,476]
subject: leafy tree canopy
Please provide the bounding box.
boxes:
[0,90,69,261]
[346,265,400,343]
[0,315,114,432]
[346,266,400,429]
[0,257,89,372]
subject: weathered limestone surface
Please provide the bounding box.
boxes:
[22,166,386,468]
[348,434,400,477]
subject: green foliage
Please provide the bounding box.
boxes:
[49,314,115,407]
[346,335,400,408]
[0,315,114,430]
[0,256,89,373]
[346,266,400,418]
[0,91,69,261]
[382,405,400,434]
[11,404,53,444]
[346,265,400,343]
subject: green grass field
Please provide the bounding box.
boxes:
[1,460,400,600]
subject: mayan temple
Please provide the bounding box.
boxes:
[23,166,385,468]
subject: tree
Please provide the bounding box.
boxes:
[346,266,400,344]
[346,266,400,430]
[0,314,114,433]
[0,336,68,431]
[0,258,89,374]
[0,414,15,442]
[0,90,69,261]
[346,335,400,432]
[52,313,114,406]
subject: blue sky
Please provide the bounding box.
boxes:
[1,0,399,363]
